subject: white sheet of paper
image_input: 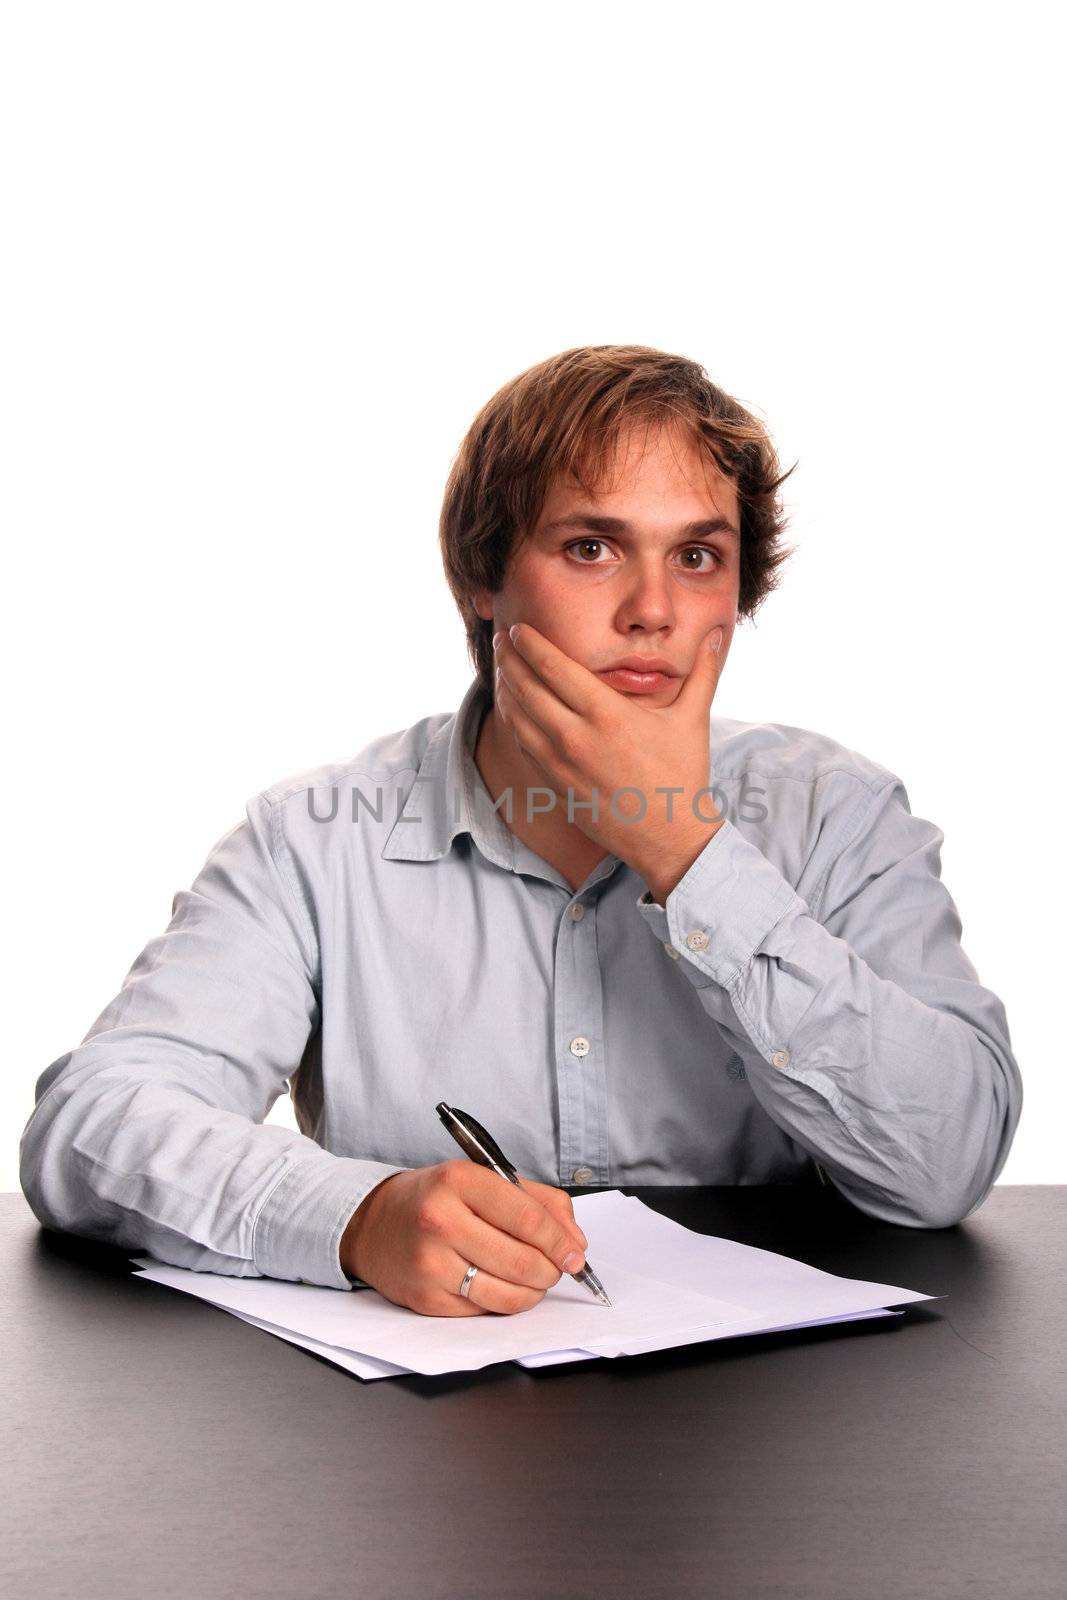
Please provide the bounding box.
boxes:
[130,1190,937,1377]
[562,1193,935,1357]
[223,1301,897,1379]
[514,1308,902,1368]
[131,1251,751,1375]
[223,1308,411,1379]
[223,1309,606,1377]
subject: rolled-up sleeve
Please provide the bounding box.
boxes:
[635,774,1023,1228]
[19,792,403,1288]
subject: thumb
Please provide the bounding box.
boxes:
[679,624,724,712]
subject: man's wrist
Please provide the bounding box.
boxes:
[339,1206,363,1282]
[338,1187,378,1283]
[338,1171,400,1283]
[641,816,725,906]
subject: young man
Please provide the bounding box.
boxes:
[20,345,1022,1319]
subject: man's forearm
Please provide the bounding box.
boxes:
[634,807,1022,1230]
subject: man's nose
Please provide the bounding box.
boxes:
[616,564,675,630]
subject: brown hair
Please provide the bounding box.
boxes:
[438,344,797,700]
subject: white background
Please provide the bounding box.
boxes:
[2,2,1062,1193]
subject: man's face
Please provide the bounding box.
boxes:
[473,421,740,701]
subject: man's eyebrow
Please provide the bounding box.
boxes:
[539,513,739,542]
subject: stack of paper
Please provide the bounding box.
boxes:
[130,1190,938,1379]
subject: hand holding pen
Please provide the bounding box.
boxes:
[436,1103,612,1307]
[338,1111,612,1315]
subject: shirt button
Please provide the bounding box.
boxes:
[686,930,709,951]
[771,1049,790,1068]
[572,1166,595,1184]
[569,1036,590,1058]
[570,903,585,921]
[662,942,680,960]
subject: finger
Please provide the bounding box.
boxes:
[494,677,565,786]
[445,1250,549,1317]
[445,1201,569,1293]
[519,1178,588,1251]
[500,623,602,719]
[457,1165,588,1275]
[678,624,725,716]
[495,642,583,755]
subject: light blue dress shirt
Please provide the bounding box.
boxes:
[20,677,1022,1290]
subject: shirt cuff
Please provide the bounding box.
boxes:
[635,817,805,989]
[252,1152,405,1290]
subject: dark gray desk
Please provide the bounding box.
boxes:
[3,1185,1064,1600]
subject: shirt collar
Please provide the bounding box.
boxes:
[381,676,517,868]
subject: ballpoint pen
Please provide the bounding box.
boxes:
[435,1101,612,1307]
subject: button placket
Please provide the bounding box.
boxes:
[553,892,608,1188]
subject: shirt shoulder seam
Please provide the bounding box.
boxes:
[264,761,422,808]
[714,760,898,791]
[257,792,321,979]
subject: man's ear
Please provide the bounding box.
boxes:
[471,585,494,623]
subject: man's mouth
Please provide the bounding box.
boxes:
[599,657,679,678]
[596,661,679,693]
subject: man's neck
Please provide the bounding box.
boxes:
[471,702,610,889]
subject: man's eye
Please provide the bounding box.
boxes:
[566,539,609,563]
[679,546,721,572]
[564,540,721,572]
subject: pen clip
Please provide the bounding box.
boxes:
[436,1103,519,1179]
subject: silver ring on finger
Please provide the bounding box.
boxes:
[458,1263,479,1299]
